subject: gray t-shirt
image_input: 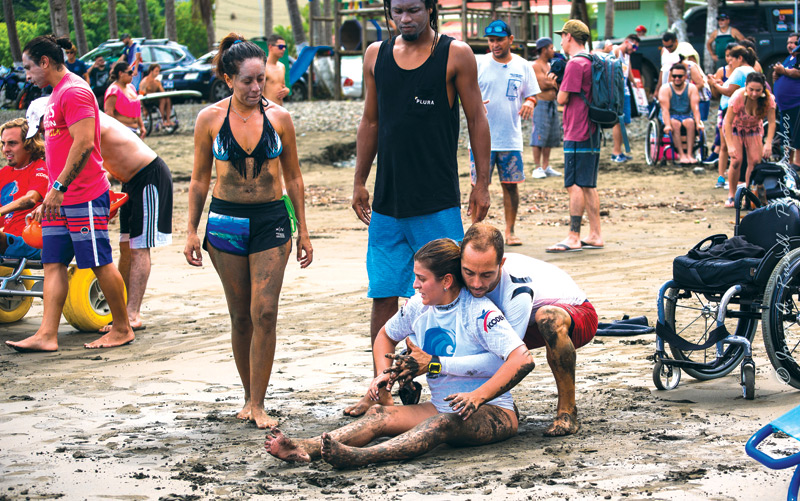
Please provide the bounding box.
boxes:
[476,53,540,151]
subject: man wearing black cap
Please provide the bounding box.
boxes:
[473,19,540,246]
[120,33,143,90]
[531,36,562,180]
[706,13,744,70]
[546,19,604,253]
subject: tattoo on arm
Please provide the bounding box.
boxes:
[62,147,93,188]
[493,353,536,398]
[570,215,582,233]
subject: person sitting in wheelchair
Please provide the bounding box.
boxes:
[658,62,703,165]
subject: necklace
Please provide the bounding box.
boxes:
[231,105,258,123]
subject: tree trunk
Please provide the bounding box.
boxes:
[286,0,307,46]
[137,0,153,39]
[108,0,118,39]
[165,0,178,41]
[3,0,22,62]
[309,0,321,45]
[264,0,273,37]
[570,0,590,32]
[604,0,614,40]
[705,0,719,73]
[50,0,70,37]
[70,0,88,55]
[323,0,332,46]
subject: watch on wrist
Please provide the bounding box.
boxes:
[428,355,442,378]
[53,181,68,193]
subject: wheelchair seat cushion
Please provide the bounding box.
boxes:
[738,200,800,252]
[674,235,765,289]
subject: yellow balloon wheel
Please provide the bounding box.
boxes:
[62,266,127,332]
[0,266,34,323]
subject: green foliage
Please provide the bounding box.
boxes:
[273,26,297,57]
[0,20,44,66]
[176,1,209,57]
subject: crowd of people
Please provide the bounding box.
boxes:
[2,2,799,470]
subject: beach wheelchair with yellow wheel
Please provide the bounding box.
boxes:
[0,191,128,332]
[652,182,800,399]
[644,99,706,166]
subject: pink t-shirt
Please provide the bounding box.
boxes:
[104,83,142,118]
[728,88,776,134]
[44,72,110,205]
[561,54,596,142]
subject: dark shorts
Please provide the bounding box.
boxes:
[780,106,800,150]
[564,128,601,188]
[523,301,598,350]
[530,100,562,148]
[203,197,292,256]
[120,156,173,249]
[41,191,113,269]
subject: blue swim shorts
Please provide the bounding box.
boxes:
[469,150,525,184]
[3,233,41,260]
[564,128,601,189]
[42,191,113,269]
[367,207,464,299]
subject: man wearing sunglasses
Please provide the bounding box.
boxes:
[609,34,640,163]
[658,63,703,164]
[263,34,290,105]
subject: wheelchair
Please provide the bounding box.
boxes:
[652,176,800,400]
[644,99,707,166]
[0,192,128,332]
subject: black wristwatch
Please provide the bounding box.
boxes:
[427,355,442,378]
[53,181,68,193]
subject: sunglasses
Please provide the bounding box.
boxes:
[125,70,134,75]
[276,44,286,50]
[671,73,686,78]
[66,51,76,55]
[630,44,639,51]
[485,25,508,35]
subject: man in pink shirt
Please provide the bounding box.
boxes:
[546,20,604,253]
[6,34,132,353]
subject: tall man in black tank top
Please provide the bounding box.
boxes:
[345,0,491,416]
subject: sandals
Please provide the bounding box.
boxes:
[724,197,735,208]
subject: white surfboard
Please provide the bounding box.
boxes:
[138,90,202,102]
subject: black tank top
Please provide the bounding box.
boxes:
[373,35,460,218]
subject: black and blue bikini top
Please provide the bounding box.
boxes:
[212,97,283,178]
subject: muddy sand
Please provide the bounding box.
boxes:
[1,121,799,500]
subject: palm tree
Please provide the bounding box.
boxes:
[137,0,153,38]
[286,0,307,46]
[165,0,178,41]
[569,0,590,33]
[108,0,118,39]
[70,0,88,55]
[309,0,321,45]
[50,0,70,38]
[264,0,273,37]
[604,0,614,40]
[323,0,333,46]
[704,0,720,73]
[3,0,22,62]
[192,0,215,51]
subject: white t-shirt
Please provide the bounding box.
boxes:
[385,288,524,413]
[476,53,540,151]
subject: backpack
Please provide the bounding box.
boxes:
[574,52,630,152]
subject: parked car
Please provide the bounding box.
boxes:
[80,38,195,74]
[161,50,231,102]
[619,3,795,91]
[340,55,363,99]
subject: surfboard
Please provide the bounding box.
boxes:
[138,90,202,102]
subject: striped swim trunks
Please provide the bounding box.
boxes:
[42,191,113,269]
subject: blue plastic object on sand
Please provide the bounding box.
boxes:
[746,406,800,501]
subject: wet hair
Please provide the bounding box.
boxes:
[461,223,504,265]
[745,72,770,117]
[144,63,161,76]
[729,45,756,66]
[384,0,439,53]
[267,34,284,45]
[110,60,129,81]
[626,34,641,44]
[414,239,464,288]
[0,117,45,161]
[23,35,72,67]
[214,33,266,78]
[662,31,677,43]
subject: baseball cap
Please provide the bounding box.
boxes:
[635,25,647,33]
[555,19,591,40]
[536,37,553,50]
[484,19,511,37]
[120,33,131,40]
[25,97,49,139]
[717,13,730,20]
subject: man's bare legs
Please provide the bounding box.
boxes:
[549,185,602,250]
[343,296,398,416]
[159,98,173,126]
[101,243,149,331]
[682,119,696,164]
[501,182,521,245]
[84,263,134,348]
[5,262,68,352]
[612,123,623,157]
[533,306,579,436]
[266,402,518,468]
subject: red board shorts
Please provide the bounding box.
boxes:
[523,301,598,350]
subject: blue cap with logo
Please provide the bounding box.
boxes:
[484,19,512,38]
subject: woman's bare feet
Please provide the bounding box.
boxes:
[543,412,580,437]
[5,333,58,353]
[320,432,364,469]
[343,391,393,417]
[251,406,279,429]
[236,401,252,421]
[265,427,312,462]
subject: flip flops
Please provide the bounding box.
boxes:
[580,241,604,250]
[546,243,582,253]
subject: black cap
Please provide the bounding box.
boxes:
[717,13,730,20]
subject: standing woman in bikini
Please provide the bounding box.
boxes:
[184,34,313,428]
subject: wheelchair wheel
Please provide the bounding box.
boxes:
[653,361,681,390]
[761,247,800,389]
[694,131,707,164]
[62,266,125,332]
[142,107,153,136]
[163,108,179,135]
[0,267,33,323]
[741,360,755,400]
[645,119,661,166]
[664,286,759,380]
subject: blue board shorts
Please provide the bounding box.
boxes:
[564,128,601,189]
[469,150,525,184]
[3,233,41,260]
[203,197,292,256]
[367,207,464,298]
[42,191,113,269]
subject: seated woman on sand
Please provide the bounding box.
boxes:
[265,239,535,468]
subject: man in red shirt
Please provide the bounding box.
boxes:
[6,34,132,353]
[0,118,49,259]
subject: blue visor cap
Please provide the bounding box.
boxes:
[485,20,511,37]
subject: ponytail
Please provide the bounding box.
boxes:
[214,33,266,79]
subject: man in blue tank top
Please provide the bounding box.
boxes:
[345,0,492,416]
[658,63,702,165]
